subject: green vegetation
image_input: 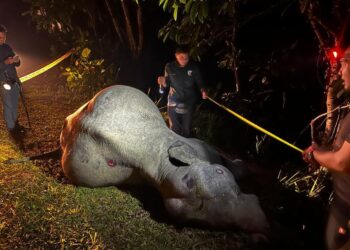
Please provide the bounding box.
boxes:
[62,47,118,99]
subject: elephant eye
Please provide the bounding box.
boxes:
[216,169,224,174]
[169,156,190,167]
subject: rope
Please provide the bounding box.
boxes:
[206,96,303,153]
[19,50,73,83]
[311,104,350,124]
[310,103,350,142]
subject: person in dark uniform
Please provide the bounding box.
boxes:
[303,46,350,250]
[157,46,207,137]
[0,24,24,136]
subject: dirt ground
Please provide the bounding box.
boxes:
[0,67,329,249]
[1,68,84,183]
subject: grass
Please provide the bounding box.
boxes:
[277,162,332,200]
[0,129,253,250]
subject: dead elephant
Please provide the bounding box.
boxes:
[60,85,269,233]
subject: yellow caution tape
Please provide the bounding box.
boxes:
[19,50,73,83]
[207,96,303,153]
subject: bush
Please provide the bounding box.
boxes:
[62,47,118,98]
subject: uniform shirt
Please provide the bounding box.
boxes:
[164,60,204,106]
[0,43,20,83]
[332,110,350,207]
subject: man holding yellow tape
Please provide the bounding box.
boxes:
[303,47,350,250]
[0,24,25,137]
[157,46,208,138]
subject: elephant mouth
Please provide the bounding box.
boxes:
[169,156,190,167]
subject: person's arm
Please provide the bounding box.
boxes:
[200,88,208,99]
[193,64,207,99]
[12,55,20,67]
[312,141,350,173]
[6,45,20,67]
[0,58,11,75]
[0,60,7,74]
[0,45,17,74]
[157,64,171,88]
[5,45,21,67]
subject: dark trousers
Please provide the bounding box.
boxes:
[168,105,195,138]
[0,82,20,130]
[326,198,350,250]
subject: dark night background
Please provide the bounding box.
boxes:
[0,0,53,75]
[1,0,349,249]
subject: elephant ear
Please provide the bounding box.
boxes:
[168,140,204,167]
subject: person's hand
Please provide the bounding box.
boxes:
[157,76,166,87]
[169,87,176,96]
[302,144,320,172]
[4,56,19,65]
[302,145,314,163]
[12,55,19,63]
[201,89,208,99]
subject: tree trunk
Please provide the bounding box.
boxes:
[232,4,240,93]
[105,0,125,43]
[324,62,339,144]
[120,0,137,58]
[231,47,240,93]
[136,4,144,57]
[308,19,338,144]
[299,0,338,144]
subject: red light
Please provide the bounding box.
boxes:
[332,50,338,59]
[328,47,341,62]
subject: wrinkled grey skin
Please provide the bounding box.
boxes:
[60,85,269,233]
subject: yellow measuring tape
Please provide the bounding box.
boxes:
[19,50,73,83]
[207,96,303,153]
[16,50,302,153]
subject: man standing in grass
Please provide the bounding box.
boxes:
[0,24,24,137]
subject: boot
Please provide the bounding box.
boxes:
[14,121,26,135]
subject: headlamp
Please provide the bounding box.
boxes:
[328,47,341,63]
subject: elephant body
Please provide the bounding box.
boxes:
[60,85,269,233]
